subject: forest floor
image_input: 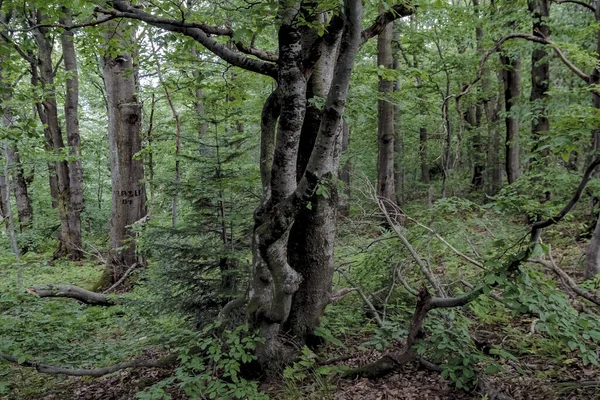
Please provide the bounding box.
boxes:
[2,198,600,399]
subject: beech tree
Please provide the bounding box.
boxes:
[101,18,147,284]
[98,0,414,369]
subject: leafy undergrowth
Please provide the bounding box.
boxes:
[3,192,600,399]
[0,254,191,399]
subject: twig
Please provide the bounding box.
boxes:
[529,255,600,306]
[103,263,139,294]
[338,270,384,327]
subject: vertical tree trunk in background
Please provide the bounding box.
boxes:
[584,1,600,279]
[0,31,33,237]
[376,15,396,208]
[31,14,79,259]
[501,53,521,184]
[528,0,551,157]
[586,218,600,279]
[393,26,403,205]
[338,121,351,216]
[101,20,147,284]
[475,0,503,194]
[61,8,84,259]
[191,46,210,156]
[6,145,32,233]
[419,127,429,184]
[590,2,600,169]
[472,0,486,189]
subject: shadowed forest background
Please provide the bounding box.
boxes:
[2,0,600,399]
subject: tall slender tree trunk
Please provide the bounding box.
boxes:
[101,20,147,284]
[528,0,551,157]
[471,0,486,189]
[0,31,33,237]
[192,46,210,156]
[501,53,521,184]
[376,14,396,208]
[393,26,403,205]
[31,12,79,259]
[419,127,430,184]
[6,145,32,234]
[338,121,351,216]
[61,8,84,259]
[583,0,600,279]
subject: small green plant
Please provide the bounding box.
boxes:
[136,323,267,400]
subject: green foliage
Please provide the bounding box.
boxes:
[136,323,267,400]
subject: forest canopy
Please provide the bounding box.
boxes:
[2,0,600,399]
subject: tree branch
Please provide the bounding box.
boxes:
[29,284,114,306]
[456,33,591,106]
[531,157,600,236]
[0,351,176,377]
[360,3,415,45]
[529,256,600,306]
[552,0,596,12]
[103,1,278,78]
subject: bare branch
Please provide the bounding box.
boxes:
[529,255,600,306]
[531,157,600,236]
[360,3,415,45]
[552,0,596,12]
[0,352,175,377]
[101,1,278,78]
[455,33,592,107]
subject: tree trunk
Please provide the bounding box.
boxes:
[584,1,600,279]
[472,0,486,190]
[528,0,551,157]
[101,19,147,284]
[6,145,33,234]
[338,121,351,217]
[500,53,521,184]
[590,1,600,174]
[393,28,403,205]
[585,217,600,279]
[61,8,84,259]
[376,16,396,208]
[285,11,342,350]
[31,13,78,259]
[248,0,363,373]
[419,127,430,184]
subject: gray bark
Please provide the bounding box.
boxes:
[30,284,114,306]
[6,144,33,233]
[528,0,551,157]
[101,19,147,284]
[338,121,351,216]
[249,0,364,370]
[471,0,486,189]
[376,11,396,208]
[31,12,79,259]
[419,127,430,184]
[61,8,84,258]
[500,53,521,184]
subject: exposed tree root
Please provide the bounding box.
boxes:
[29,284,114,306]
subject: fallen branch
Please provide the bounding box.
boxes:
[29,284,114,306]
[0,351,176,377]
[529,256,600,306]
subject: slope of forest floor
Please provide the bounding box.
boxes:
[2,194,600,399]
